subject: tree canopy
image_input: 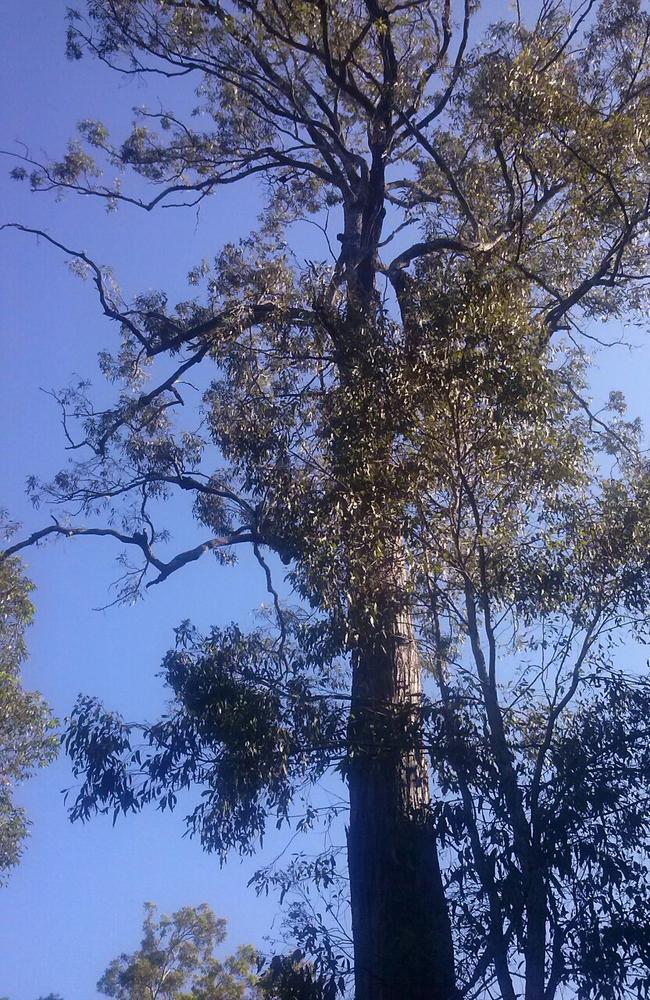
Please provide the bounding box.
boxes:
[4,2,650,998]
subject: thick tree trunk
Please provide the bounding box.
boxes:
[337,158,454,997]
[347,605,456,1000]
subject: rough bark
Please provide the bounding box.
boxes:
[347,603,456,1000]
[338,142,455,996]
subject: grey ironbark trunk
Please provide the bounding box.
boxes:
[347,606,456,1000]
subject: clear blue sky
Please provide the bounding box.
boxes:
[2,4,650,999]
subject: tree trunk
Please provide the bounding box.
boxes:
[524,871,547,1000]
[338,161,454,997]
[347,604,456,1000]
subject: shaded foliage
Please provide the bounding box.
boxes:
[65,619,347,857]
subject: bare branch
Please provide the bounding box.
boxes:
[0,518,260,590]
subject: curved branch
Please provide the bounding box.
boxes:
[3,145,335,211]
[385,234,497,276]
[0,519,259,588]
[2,223,321,358]
[1,223,150,349]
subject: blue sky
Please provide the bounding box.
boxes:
[2,3,650,999]
[0,4,304,997]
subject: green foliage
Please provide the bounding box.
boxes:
[65,620,346,856]
[0,535,57,884]
[96,902,333,1000]
[258,953,338,1000]
[97,902,259,1000]
[7,1,650,996]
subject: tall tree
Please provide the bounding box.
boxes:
[4,1,650,997]
[402,329,650,1000]
[59,285,650,1000]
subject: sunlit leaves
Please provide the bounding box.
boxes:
[0,546,57,884]
[97,901,262,999]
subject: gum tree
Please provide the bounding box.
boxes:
[4,2,650,997]
[59,274,650,1000]
[96,902,260,999]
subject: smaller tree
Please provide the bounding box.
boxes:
[0,527,57,884]
[97,902,332,999]
[97,902,260,1000]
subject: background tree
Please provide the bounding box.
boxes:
[97,902,259,1000]
[96,901,332,1000]
[0,527,57,884]
[4,1,650,997]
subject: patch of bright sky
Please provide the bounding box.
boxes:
[1,3,649,998]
